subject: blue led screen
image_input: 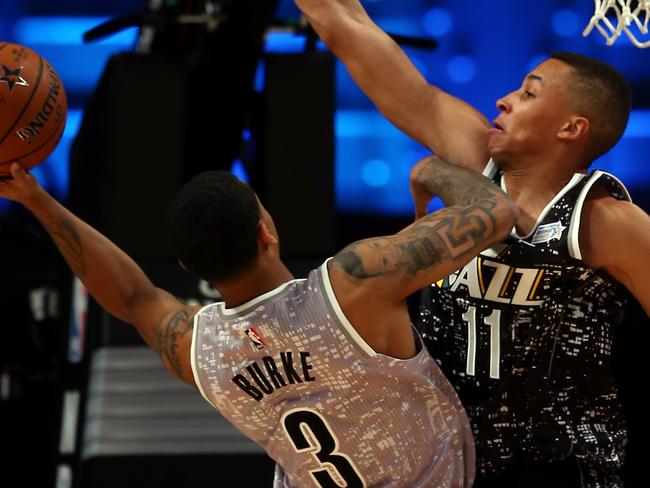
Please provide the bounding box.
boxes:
[1,0,649,216]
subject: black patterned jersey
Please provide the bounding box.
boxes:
[417,160,631,487]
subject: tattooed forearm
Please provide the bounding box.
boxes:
[334,204,498,281]
[157,306,196,378]
[394,206,495,275]
[334,158,516,283]
[400,235,442,272]
[333,231,445,280]
[413,156,500,209]
[427,206,494,258]
[49,216,86,277]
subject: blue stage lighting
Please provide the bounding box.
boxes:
[264,32,306,53]
[552,9,581,37]
[625,110,650,138]
[447,55,477,84]
[254,61,266,92]
[230,159,250,184]
[362,159,391,187]
[13,17,138,46]
[336,110,400,138]
[423,8,454,37]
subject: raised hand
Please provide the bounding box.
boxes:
[0,162,44,208]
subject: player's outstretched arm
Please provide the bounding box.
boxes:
[0,163,198,385]
[331,156,518,300]
[294,0,491,171]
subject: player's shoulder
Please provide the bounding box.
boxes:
[583,186,646,228]
[580,186,649,268]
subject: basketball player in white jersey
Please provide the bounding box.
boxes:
[293,0,650,486]
[0,157,517,487]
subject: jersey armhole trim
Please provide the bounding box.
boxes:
[482,158,498,178]
[567,170,632,260]
[190,303,219,409]
[318,259,377,358]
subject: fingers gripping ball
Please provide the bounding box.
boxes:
[0,42,67,176]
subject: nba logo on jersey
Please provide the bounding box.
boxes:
[531,221,566,245]
[245,328,267,351]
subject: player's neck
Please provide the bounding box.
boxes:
[214,258,295,309]
[501,161,584,234]
[502,167,573,201]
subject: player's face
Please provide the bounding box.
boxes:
[488,59,575,166]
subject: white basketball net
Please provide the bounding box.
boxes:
[583,0,650,47]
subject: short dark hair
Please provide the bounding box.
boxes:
[166,171,261,282]
[550,52,631,163]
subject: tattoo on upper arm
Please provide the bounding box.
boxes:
[156,306,197,379]
[50,217,86,277]
[333,248,383,279]
[402,235,441,271]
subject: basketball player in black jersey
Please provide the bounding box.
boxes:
[294,0,650,486]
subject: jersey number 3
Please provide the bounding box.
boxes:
[282,408,366,488]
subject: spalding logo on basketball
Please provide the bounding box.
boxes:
[0,42,68,175]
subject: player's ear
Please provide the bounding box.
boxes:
[558,116,589,141]
[258,221,278,248]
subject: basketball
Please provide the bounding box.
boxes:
[0,42,67,176]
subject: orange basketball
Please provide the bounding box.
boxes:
[0,42,67,176]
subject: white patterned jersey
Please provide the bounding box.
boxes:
[191,260,474,487]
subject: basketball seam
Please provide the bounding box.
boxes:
[0,55,45,146]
